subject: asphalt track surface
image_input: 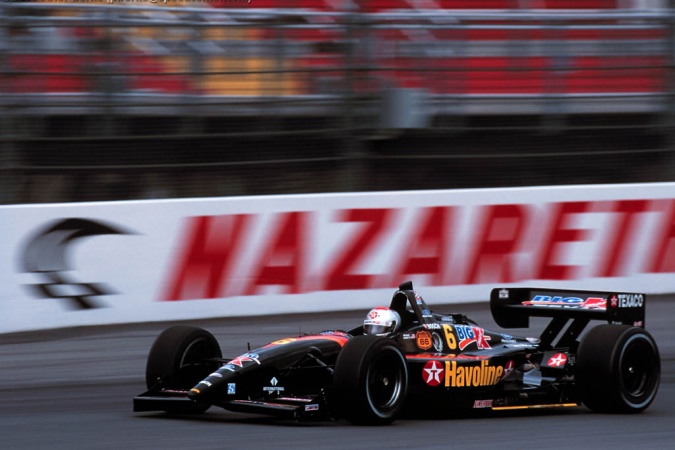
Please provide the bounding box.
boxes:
[2,295,675,450]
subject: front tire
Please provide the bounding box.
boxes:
[145,325,222,414]
[332,335,408,425]
[576,325,660,413]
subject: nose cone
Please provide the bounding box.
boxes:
[187,387,202,400]
[187,380,212,400]
[188,370,228,400]
[189,350,265,400]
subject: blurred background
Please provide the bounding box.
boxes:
[1,0,674,204]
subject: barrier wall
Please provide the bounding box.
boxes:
[2,183,675,334]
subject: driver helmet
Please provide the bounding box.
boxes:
[363,307,401,336]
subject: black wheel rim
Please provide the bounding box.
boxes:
[620,336,658,403]
[366,349,405,414]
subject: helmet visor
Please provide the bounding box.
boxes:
[364,322,393,335]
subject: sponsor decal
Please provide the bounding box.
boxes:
[422,360,444,387]
[228,353,261,368]
[416,330,433,351]
[415,292,424,304]
[403,333,416,340]
[198,380,212,387]
[503,360,515,378]
[305,404,320,412]
[444,360,504,388]
[455,325,492,350]
[432,333,444,352]
[442,324,457,350]
[227,383,236,395]
[523,295,606,309]
[580,297,607,309]
[547,353,567,367]
[615,293,644,308]
[474,399,493,408]
[209,372,223,378]
[499,289,509,299]
[423,323,441,330]
[263,377,285,393]
[19,218,133,310]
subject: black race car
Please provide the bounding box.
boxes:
[133,281,660,425]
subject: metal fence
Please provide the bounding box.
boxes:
[1,3,675,203]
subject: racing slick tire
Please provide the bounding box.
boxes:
[576,324,660,413]
[145,325,222,414]
[331,335,408,425]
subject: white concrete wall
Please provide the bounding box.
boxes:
[2,183,674,333]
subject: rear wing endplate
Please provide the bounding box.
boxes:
[490,287,646,329]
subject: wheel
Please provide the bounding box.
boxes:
[331,335,408,425]
[576,324,660,413]
[145,325,222,413]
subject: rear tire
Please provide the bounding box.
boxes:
[145,325,222,414]
[576,325,660,413]
[332,335,408,425]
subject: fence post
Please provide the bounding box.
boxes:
[0,4,19,204]
[662,5,675,181]
[339,9,367,192]
[0,113,20,205]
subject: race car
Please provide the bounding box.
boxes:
[133,281,661,425]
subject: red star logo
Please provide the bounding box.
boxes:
[423,360,444,387]
[547,353,567,367]
[229,353,261,368]
[503,360,515,379]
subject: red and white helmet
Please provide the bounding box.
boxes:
[363,307,401,336]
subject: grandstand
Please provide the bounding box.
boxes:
[0,1,673,203]
[210,1,634,11]
[1,1,669,99]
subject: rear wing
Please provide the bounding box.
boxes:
[490,287,646,329]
